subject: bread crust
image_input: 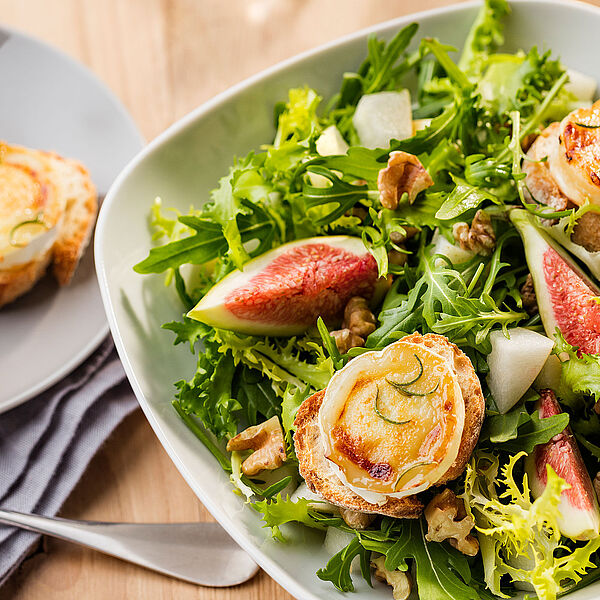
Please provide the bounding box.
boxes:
[293,333,485,517]
[47,154,97,285]
[0,250,53,307]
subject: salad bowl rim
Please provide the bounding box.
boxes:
[95,0,600,597]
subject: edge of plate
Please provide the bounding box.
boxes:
[0,24,144,414]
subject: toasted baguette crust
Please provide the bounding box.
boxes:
[44,153,97,285]
[293,333,485,517]
[0,143,97,307]
[0,250,53,307]
[294,390,423,518]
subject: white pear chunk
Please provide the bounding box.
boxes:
[309,125,349,187]
[431,229,474,266]
[290,482,338,513]
[533,353,563,391]
[324,527,360,571]
[486,328,555,414]
[565,69,597,103]
[316,125,349,156]
[353,90,412,149]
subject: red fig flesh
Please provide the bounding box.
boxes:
[188,236,379,336]
[525,389,600,540]
[511,210,600,354]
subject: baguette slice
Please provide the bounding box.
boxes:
[293,333,485,518]
[0,142,97,307]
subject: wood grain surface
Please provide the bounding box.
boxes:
[1,0,599,598]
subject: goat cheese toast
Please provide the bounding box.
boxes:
[0,142,97,307]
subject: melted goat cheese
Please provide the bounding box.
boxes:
[318,340,465,504]
[548,101,600,206]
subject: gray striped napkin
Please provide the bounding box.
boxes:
[0,337,137,586]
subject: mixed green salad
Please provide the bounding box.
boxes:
[135,1,600,598]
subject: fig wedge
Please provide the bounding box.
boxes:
[188,236,378,336]
[510,209,600,355]
[525,389,600,540]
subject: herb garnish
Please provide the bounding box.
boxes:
[373,385,411,426]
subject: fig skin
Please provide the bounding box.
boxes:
[511,209,600,355]
[525,389,600,541]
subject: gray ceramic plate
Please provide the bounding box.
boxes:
[95,1,600,598]
[0,26,144,413]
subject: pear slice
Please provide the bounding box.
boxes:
[486,327,554,414]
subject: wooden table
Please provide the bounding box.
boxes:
[2,0,599,597]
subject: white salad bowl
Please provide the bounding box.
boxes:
[95,1,600,598]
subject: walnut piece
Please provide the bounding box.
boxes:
[339,508,375,530]
[226,416,286,476]
[331,328,365,354]
[572,211,600,253]
[520,274,538,316]
[371,556,411,600]
[389,227,419,245]
[388,248,408,267]
[452,209,496,256]
[377,151,434,209]
[424,488,479,556]
[343,296,376,338]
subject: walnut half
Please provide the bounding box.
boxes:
[339,508,375,530]
[331,296,377,354]
[377,151,434,209]
[226,416,286,476]
[343,296,376,338]
[371,556,411,600]
[424,488,479,556]
[452,209,495,256]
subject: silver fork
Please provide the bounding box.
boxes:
[0,508,258,586]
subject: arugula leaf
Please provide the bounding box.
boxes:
[359,519,479,600]
[316,317,345,370]
[233,366,281,426]
[435,175,500,220]
[134,211,274,274]
[303,166,369,225]
[318,146,385,186]
[498,411,569,454]
[134,218,228,274]
[316,537,370,593]
[480,396,532,444]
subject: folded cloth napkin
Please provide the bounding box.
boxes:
[0,337,137,586]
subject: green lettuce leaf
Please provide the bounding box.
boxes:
[461,451,600,599]
[214,329,333,394]
[253,494,326,541]
[274,87,321,147]
[555,331,600,402]
[458,0,510,79]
